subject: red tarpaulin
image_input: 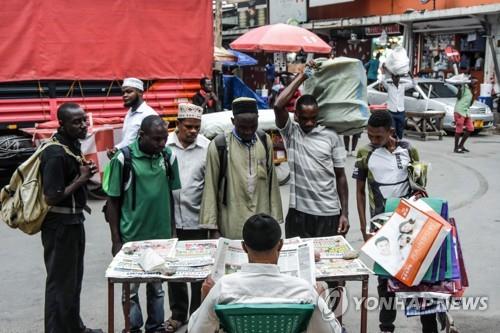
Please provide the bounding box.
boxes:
[0,0,213,82]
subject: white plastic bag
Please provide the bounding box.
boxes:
[384,47,410,76]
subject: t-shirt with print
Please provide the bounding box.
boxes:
[279,118,346,216]
[352,140,419,217]
[103,139,181,243]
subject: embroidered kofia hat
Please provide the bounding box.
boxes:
[177,103,204,120]
[122,78,144,91]
[232,97,258,115]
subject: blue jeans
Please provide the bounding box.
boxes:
[122,282,165,333]
[389,111,406,140]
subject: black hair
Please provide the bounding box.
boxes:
[140,115,166,134]
[295,94,318,112]
[200,77,209,87]
[368,110,393,130]
[375,236,389,245]
[242,214,282,251]
[57,102,82,122]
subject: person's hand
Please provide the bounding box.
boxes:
[210,230,221,239]
[201,275,215,301]
[79,162,97,182]
[111,241,123,257]
[314,250,321,262]
[337,215,350,235]
[107,147,118,159]
[362,232,373,242]
[314,281,328,297]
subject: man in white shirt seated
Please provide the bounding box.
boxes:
[188,214,341,333]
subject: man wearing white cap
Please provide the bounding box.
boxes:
[107,78,158,158]
[165,103,210,332]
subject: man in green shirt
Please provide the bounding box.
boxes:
[103,115,181,333]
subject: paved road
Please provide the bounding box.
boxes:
[1,132,499,332]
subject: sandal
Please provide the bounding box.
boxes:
[461,147,470,152]
[165,318,184,333]
[453,148,464,154]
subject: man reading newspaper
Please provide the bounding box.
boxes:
[188,214,341,333]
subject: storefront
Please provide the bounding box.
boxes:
[412,18,486,83]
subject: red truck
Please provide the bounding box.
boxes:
[0,0,213,185]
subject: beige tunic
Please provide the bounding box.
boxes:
[200,131,283,239]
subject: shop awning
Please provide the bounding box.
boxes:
[304,3,500,30]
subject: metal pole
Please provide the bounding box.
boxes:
[214,0,223,48]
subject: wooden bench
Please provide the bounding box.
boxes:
[405,110,446,141]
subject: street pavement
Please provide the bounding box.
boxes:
[1,131,499,333]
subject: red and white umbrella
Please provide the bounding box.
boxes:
[230,23,331,54]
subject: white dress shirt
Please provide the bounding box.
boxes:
[382,77,415,113]
[188,263,341,333]
[167,133,210,229]
[115,101,158,149]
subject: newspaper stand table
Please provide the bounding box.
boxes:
[106,237,371,333]
[316,268,369,333]
[107,276,201,333]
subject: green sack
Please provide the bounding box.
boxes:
[303,57,369,135]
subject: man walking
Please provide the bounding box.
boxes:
[165,103,210,332]
[273,70,349,240]
[452,82,474,153]
[108,77,158,158]
[40,102,102,333]
[200,97,282,239]
[381,65,415,140]
[192,77,219,114]
[353,110,437,333]
[104,115,181,333]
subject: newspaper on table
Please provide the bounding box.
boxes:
[105,239,218,280]
[307,236,352,259]
[106,239,178,279]
[315,258,372,278]
[211,238,316,285]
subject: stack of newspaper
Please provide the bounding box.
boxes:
[105,236,372,283]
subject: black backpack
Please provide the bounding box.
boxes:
[214,129,271,206]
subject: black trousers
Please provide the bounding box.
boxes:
[42,223,86,333]
[285,209,342,307]
[167,229,208,322]
[378,277,438,333]
[285,208,340,239]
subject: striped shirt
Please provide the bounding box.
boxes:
[279,119,346,216]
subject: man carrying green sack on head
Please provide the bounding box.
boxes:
[353,110,433,333]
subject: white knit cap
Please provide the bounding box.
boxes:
[178,103,203,120]
[122,78,144,91]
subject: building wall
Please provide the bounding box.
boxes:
[308,0,500,20]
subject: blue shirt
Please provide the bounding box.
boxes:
[365,59,380,81]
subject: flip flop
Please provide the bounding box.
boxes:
[165,318,184,333]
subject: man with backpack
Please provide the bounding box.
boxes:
[39,102,102,333]
[353,110,437,333]
[200,97,283,240]
[103,115,181,333]
[165,103,210,332]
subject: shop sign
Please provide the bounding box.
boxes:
[365,24,401,36]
